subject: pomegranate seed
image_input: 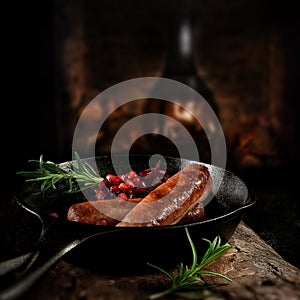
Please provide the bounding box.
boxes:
[118,182,131,190]
[132,176,146,187]
[163,174,170,181]
[154,161,161,169]
[95,220,108,225]
[133,176,141,185]
[110,185,119,194]
[106,174,122,185]
[118,193,128,201]
[126,170,137,179]
[49,212,58,218]
[138,169,151,177]
[119,174,126,181]
[126,189,135,198]
[124,178,134,187]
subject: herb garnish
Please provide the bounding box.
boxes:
[17,152,103,193]
[147,228,234,299]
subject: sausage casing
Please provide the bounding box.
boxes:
[116,163,212,227]
[67,198,141,226]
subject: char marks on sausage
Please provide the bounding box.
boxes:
[116,163,212,227]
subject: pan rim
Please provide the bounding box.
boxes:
[13,154,256,231]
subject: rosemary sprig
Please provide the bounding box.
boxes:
[147,228,234,299]
[16,152,103,193]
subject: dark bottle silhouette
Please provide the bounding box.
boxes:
[163,15,217,111]
[139,14,219,163]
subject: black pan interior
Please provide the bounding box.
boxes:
[15,155,250,220]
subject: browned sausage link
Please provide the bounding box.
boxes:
[67,196,206,226]
[67,198,141,226]
[116,163,212,227]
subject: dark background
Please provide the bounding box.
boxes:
[2,0,299,268]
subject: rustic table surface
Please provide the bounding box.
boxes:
[17,222,300,299]
[1,220,299,300]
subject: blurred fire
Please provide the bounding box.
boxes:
[232,114,280,169]
[54,2,295,171]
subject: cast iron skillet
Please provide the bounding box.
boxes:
[0,155,255,300]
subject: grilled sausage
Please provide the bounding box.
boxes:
[67,198,142,226]
[67,194,206,226]
[116,163,212,227]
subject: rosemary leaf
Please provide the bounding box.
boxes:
[17,152,104,194]
[147,228,234,299]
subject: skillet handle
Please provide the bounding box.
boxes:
[0,252,35,277]
[0,218,99,300]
